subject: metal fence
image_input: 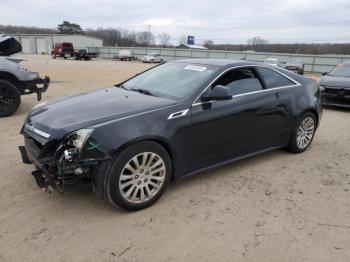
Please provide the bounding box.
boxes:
[88,46,350,73]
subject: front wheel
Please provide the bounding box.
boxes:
[286,112,316,153]
[0,80,21,117]
[106,141,172,211]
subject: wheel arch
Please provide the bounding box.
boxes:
[0,71,19,85]
[110,136,177,180]
[300,108,319,128]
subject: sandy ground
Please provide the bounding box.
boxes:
[0,55,349,262]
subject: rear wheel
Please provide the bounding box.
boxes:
[150,59,154,64]
[286,112,316,153]
[107,141,172,211]
[0,80,21,117]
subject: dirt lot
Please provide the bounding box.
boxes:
[0,55,349,262]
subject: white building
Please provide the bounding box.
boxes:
[9,34,103,54]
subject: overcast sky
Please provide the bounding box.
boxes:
[1,0,350,44]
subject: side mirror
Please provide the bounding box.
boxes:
[202,85,232,101]
[321,72,328,76]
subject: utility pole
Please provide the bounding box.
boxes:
[146,24,151,48]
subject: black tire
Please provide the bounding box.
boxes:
[286,112,316,153]
[150,59,154,64]
[106,141,172,211]
[160,59,164,63]
[0,80,21,117]
[51,53,56,59]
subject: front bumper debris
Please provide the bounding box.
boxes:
[19,133,103,193]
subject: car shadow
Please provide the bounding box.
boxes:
[44,148,288,215]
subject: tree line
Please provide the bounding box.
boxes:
[1,22,350,55]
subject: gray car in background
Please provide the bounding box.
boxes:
[319,61,350,108]
[142,53,164,63]
[0,35,49,117]
[283,59,304,75]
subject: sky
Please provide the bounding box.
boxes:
[1,0,350,45]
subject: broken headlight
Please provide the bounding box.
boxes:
[63,128,94,162]
[71,128,94,150]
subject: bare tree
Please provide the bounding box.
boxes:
[136,31,155,47]
[247,36,269,46]
[179,35,187,45]
[203,40,214,48]
[158,33,171,47]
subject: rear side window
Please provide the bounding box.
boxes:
[213,68,263,96]
[257,67,295,89]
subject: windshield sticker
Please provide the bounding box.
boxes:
[184,65,207,72]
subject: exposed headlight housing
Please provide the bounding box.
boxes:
[71,128,94,150]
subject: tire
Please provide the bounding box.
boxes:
[106,141,172,211]
[286,112,316,153]
[150,59,154,64]
[51,53,56,59]
[160,59,164,63]
[0,80,21,117]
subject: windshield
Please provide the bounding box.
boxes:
[121,63,218,100]
[329,64,350,77]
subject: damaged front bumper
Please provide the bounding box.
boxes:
[19,76,50,101]
[19,127,111,196]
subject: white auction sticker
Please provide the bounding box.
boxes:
[184,65,207,72]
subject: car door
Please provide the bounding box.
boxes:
[255,66,300,145]
[190,67,280,170]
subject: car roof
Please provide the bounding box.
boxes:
[170,58,262,67]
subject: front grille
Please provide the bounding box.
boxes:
[322,87,350,106]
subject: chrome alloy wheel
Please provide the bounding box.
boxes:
[119,152,166,204]
[296,116,315,149]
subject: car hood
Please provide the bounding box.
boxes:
[320,75,350,89]
[27,87,177,140]
[0,35,22,56]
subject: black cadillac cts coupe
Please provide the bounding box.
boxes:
[19,59,322,210]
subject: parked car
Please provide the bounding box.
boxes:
[0,35,49,117]
[142,53,164,63]
[19,59,322,211]
[51,42,74,59]
[51,42,98,60]
[113,50,137,61]
[264,58,280,66]
[283,59,305,75]
[319,61,350,108]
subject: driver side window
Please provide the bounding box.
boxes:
[213,68,263,96]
